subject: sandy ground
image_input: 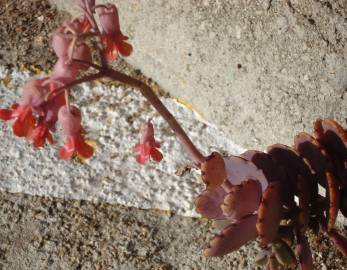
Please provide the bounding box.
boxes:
[0,1,346,269]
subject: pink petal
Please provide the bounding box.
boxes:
[150,147,163,162]
[59,136,75,160]
[75,136,94,159]
[20,78,48,108]
[42,94,66,131]
[72,43,92,70]
[51,58,79,83]
[203,214,258,257]
[12,107,36,137]
[133,143,143,155]
[136,154,150,165]
[28,124,54,148]
[117,40,133,57]
[0,108,13,120]
[139,121,155,144]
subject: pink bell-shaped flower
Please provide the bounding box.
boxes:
[51,27,72,59]
[58,105,94,160]
[133,121,163,165]
[0,78,49,138]
[97,4,133,61]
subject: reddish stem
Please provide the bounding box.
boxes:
[46,59,206,163]
[46,72,104,101]
[72,59,103,70]
[103,68,206,164]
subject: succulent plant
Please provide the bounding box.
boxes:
[193,118,347,269]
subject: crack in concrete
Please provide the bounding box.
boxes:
[286,0,343,53]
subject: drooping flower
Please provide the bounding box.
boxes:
[0,103,35,137]
[58,105,94,160]
[51,27,72,59]
[27,121,54,148]
[0,78,67,148]
[51,16,92,70]
[133,121,163,165]
[97,4,133,61]
[26,88,66,147]
[0,78,49,138]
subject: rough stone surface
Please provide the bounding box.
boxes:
[53,0,347,149]
[0,191,259,270]
[0,191,346,270]
[0,1,68,68]
[0,65,244,217]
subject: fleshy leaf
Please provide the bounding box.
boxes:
[256,182,282,245]
[296,232,314,270]
[328,229,347,256]
[195,187,226,219]
[203,214,257,257]
[326,171,340,231]
[221,179,262,220]
[200,152,226,189]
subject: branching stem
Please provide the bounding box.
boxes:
[46,72,104,101]
[103,68,206,164]
[46,60,206,164]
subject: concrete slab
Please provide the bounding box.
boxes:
[52,0,347,149]
[0,65,244,217]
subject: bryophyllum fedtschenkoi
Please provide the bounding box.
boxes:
[1,1,346,269]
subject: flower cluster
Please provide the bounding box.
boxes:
[0,77,92,159]
[0,1,137,161]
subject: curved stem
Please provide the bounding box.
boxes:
[46,72,104,101]
[104,68,206,164]
[71,59,103,70]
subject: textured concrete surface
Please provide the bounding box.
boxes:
[0,191,260,270]
[1,191,345,270]
[53,0,347,149]
[0,65,244,217]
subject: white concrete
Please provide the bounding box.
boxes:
[0,66,244,216]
